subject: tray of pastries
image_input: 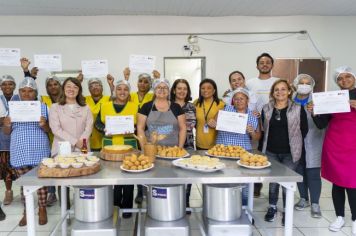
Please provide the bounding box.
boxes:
[100,144,141,161]
[172,155,225,172]
[38,155,101,178]
[237,153,271,169]
[156,145,189,159]
[120,154,154,172]
[206,144,249,159]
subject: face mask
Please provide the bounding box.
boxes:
[297,84,312,95]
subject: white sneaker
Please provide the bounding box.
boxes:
[352,220,356,236]
[329,216,345,232]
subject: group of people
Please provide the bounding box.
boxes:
[0,52,355,234]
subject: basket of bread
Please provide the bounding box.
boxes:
[237,153,271,169]
[38,155,101,177]
[172,155,225,172]
[100,144,141,161]
[206,144,249,159]
[120,154,154,172]
[156,145,189,159]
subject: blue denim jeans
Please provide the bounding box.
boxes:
[266,151,298,208]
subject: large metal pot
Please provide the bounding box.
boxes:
[74,186,113,222]
[147,184,185,221]
[203,184,243,222]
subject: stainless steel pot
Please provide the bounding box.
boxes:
[74,186,113,222]
[203,184,243,222]
[147,184,185,221]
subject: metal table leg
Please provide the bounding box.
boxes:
[61,185,68,236]
[280,182,297,236]
[247,183,254,223]
[24,186,41,236]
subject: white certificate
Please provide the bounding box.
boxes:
[312,90,350,115]
[34,54,62,72]
[81,59,108,78]
[105,115,134,135]
[0,48,21,66]
[129,54,155,73]
[9,101,41,122]
[216,110,248,134]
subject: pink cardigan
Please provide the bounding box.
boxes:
[49,103,93,155]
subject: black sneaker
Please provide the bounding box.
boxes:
[134,195,143,204]
[123,213,132,219]
[281,212,285,226]
[0,207,5,221]
[186,200,191,215]
[264,207,277,222]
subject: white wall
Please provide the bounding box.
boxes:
[0,15,355,97]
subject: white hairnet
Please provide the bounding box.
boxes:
[293,74,315,88]
[1,75,16,86]
[88,78,102,87]
[334,66,355,83]
[231,87,250,99]
[152,78,170,90]
[115,79,131,91]
[45,75,61,87]
[19,77,38,91]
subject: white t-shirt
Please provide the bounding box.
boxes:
[246,77,279,112]
[222,89,257,111]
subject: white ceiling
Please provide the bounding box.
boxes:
[0,0,355,16]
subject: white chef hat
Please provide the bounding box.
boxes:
[231,87,250,99]
[1,75,16,86]
[115,79,131,91]
[87,78,103,87]
[152,78,170,90]
[293,74,315,88]
[19,77,38,91]
[334,66,355,83]
[45,75,61,86]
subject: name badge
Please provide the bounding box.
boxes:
[203,124,209,134]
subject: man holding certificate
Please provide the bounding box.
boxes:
[309,66,356,234]
[95,79,138,218]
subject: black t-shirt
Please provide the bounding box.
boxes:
[267,107,290,154]
[138,101,184,118]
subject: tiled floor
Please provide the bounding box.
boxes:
[0,180,353,235]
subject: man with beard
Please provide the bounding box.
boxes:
[246,53,279,197]
[247,53,279,113]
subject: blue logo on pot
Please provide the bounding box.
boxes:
[79,189,95,199]
[152,187,167,199]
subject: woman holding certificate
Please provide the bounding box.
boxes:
[216,87,260,149]
[95,79,138,218]
[261,79,308,226]
[309,66,356,233]
[85,78,110,151]
[194,79,224,150]
[3,77,51,226]
[0,75,20,206]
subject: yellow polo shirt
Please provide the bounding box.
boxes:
[85,95,111,150]
[194,99,225,149]
[100,101,138,148]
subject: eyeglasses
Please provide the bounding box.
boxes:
[156,87,169,91]
[275,109,281,121]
